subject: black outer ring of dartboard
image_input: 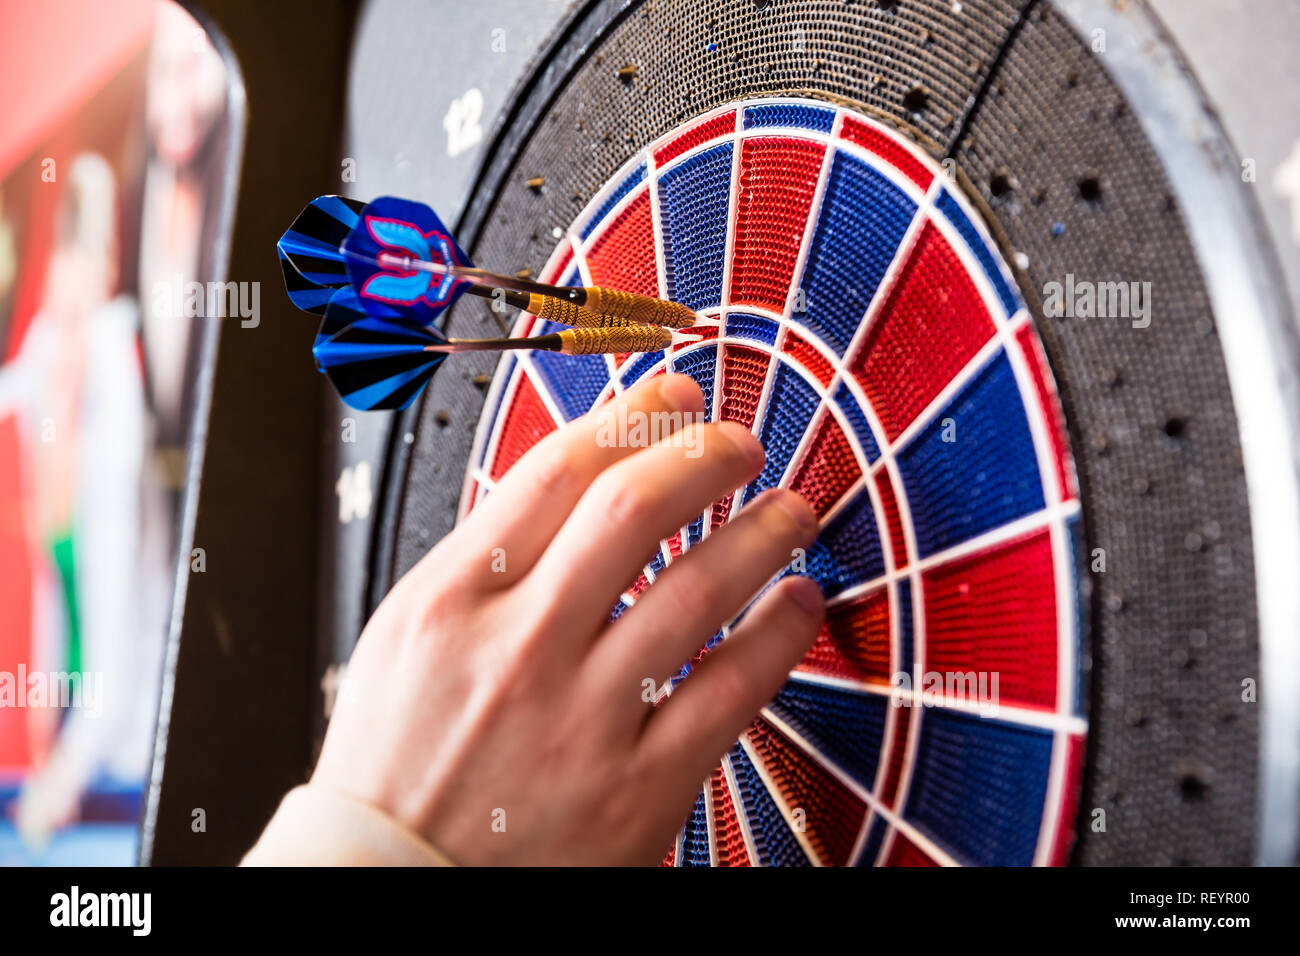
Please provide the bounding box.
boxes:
[363,0,1283,865]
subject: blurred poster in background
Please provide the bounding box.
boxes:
[0,0,234,865]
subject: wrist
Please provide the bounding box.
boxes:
[241,783,457,867]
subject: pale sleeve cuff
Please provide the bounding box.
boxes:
[240,784,456,867]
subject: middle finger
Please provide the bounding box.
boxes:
[525,420,764,648]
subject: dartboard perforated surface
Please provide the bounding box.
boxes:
[461,99,1087,866]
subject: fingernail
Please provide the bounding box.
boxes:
[786,577,825,616]
[719,421,765,470]
[658,374,704,414]
[772,490,817,532]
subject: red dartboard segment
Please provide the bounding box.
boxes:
[788,411,861,518]
[877,703,913,812]
[923,529,1060,712]
[627,569,651,602]
[653,109,737,168]
[488,371,556,480]
[463,98,1087,867]
[729,137,826,312]
[1014,322,1079,502]
[710,763,752,867]
[718,344,769,429]
[665,530,683,561]
[710,492,733,531]
[884,833,941,867]
[669,323,718,356]
[839,115,934,193]
[584,189,659,296]
[796,587,892,685]
[848,221,996,443]
[1049,734,1088,866]
[780,329,834,387]
[874,469,910,571]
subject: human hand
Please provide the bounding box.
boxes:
[311,373,824,865]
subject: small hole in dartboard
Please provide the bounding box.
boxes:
[989,169,1016,201]
[1162,416,1187,440]
[1077,175,1103,204]
[1178,773,1210,803]
[902,84,928,114]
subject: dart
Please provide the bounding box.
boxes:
[279,194,701,411]
[312,286,693,411]
[278,194,698,329]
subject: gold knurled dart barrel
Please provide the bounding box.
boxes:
[529,294,640,330]
[558,325,673,355]
[582,287,698,329]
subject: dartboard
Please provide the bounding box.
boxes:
[462,98,1084,867]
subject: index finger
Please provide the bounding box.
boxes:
[431,373,705,588]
